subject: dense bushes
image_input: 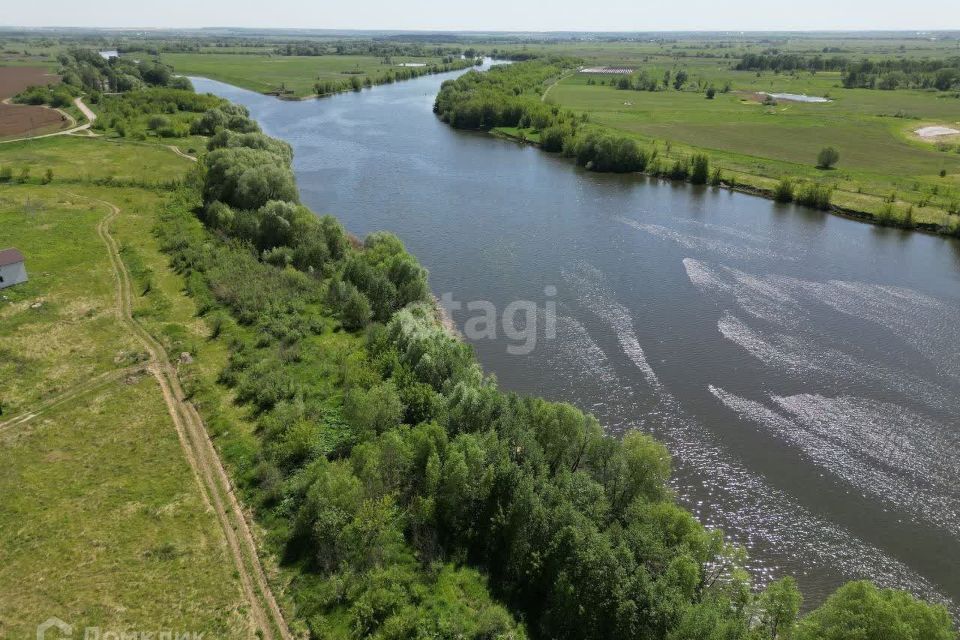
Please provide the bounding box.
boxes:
[13,83,77,108]
[795,581,956,640]
[569,132,647,172]
[54,48,185,94]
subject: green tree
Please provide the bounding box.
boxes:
[756,577,801,639]
[816,146,840,169]
[341,286,373,330]
[795,581,955,640]
[345,382,404,436]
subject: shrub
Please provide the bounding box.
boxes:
[816,146,840,169]
[710,166,722,186]
[796,581,955,640]
[0,166,12,183]
[773,178,794,203]
[669,158,689,180]
[690,154,710,184]
[794,182,832,209]
[539,125,568,152]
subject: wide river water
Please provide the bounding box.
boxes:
[193,64,960,612]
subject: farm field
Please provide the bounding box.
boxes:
[163,52,457,97]
[0,66,69,139]
[531,40,960,225]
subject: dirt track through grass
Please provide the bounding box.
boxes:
[28,193,294,639]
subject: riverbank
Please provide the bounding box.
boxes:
[169,52,480,99]
[437,59,960,239]
[491,125,957,237]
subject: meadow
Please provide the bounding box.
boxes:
[0,177,254,636]
[163,52,462,97]
[487,36,960,227]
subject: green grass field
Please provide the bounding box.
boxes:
[0,135,190,184]
[0,373,250,637]
[163,52,455,97]
[0,136,258,636]
[534,43,960,226]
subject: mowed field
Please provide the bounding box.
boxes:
[0,66,69,139]
[535,41,960,223]
[0,137,259,636]
[164,52,452,97]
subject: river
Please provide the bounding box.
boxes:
[192,64,960,612]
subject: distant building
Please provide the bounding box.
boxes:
[580,67,635,74]
[0,248,27,289]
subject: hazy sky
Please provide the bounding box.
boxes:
[5,0,959,32]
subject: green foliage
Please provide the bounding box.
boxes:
[795,581,955,640]
[13,84,77,108]
[816,146,840,169]
[569,131,647,173]
[709,166,723,186]
[774,178,795,203]
[149,84,956,640]
[756,577,802,639]
[690,154,710,185]
[204,147,299,210]
[794,183,832,210]
[54,48,182,94]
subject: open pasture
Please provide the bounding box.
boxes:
[163,52,456,97]
[536,37,960,222]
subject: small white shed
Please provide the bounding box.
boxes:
[0,248,28,289]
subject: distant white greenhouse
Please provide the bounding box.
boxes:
[580,67,634,74]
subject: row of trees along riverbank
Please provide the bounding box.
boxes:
[137,79,960,638]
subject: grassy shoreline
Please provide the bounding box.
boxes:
[492,125,954,235]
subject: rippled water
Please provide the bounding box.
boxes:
[193,66,960,613]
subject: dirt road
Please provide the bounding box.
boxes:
[1,193,294,638]
[93,196,294,639]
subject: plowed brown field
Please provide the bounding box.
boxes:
[0,66,66,138]
[0,66,59,99]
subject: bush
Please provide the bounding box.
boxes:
[147,115,170,131]
[709,166,722,186]
[773,178,794,203]
[669,158,689,180]
[795,182,832,209]
[0,166,12,183]
[816,146,840,169]
[571,132,646,173]
[690,154,710,184]
[796,581,955,640]
[540,125,568,152]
